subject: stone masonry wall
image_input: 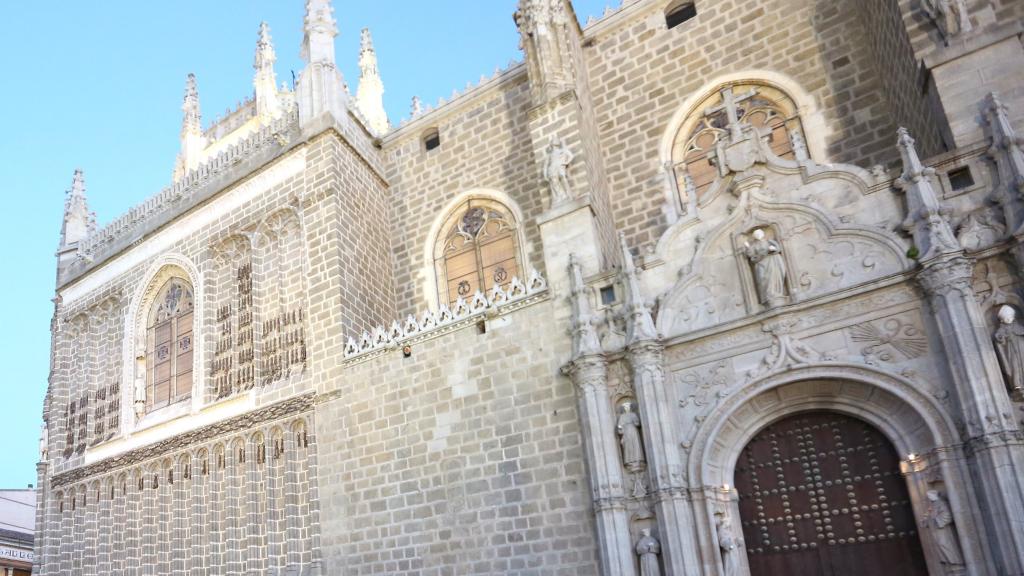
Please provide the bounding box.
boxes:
[583,0,905,250]
[317,299,598,575]
[40,407,317,576]
[854,0,947,158]
[382,75,546,319]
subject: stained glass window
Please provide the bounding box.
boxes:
[434,200,520,305]
[146,278,194,412]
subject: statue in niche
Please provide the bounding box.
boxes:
[994,305,1024,395]
[923,490,964,568]
[133,353,147,419]
[542,137,574,206]
[616,402,644,472]
[717,514,741,576]
[741,228,787,307]
[39,424,48,461]
[635,528,661,576]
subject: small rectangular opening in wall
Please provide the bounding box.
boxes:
[600,285,616,306]
[947,166,974,191]
[424,130,441,152]
[666,2,697,29]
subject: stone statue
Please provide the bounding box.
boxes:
[921,0,971,40]
[543,137,574,206]
[741,228,787,307]
[616,402,644,471]
[994,305,1024,394]
[39,424,48,461]
[717,515,740,576]
[923,490,964,567]
[635,528,661,576]
[134,354,147,419]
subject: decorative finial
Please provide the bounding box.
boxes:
[253,22,282,121]
[411,96,423,118]
[619,232,658,344]
[569,254,602,358]
[301,0,338,65]
[355,27,389,136]
[894,128,960,260]
[296,0,348,125]
[59,168,95,250]
[181,73,201,137]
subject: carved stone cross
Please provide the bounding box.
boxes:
[704,86,757,142]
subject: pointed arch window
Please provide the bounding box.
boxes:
[671,82,805,202]
[434,200,521,305]
[146,278,194,412]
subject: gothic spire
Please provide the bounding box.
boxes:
[59,168,95,251]
[355,28,389,136]
[254,22,282,121]
[181,73,202,138]
[894,127,961,260]
[619,233,657,345]
[301,0,338,65]
[296,0,347,126]
[174,74,207,181]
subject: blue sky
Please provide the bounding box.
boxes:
[0,1,609,488]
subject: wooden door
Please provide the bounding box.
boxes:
[735,412,929,576]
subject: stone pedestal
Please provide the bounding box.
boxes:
[538,198,604,285]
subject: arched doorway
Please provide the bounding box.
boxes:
[734,411,928,576]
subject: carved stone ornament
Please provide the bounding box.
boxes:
[514,0,573,103]
[921,0,972,41]
[956,206,1006,251]
[635,528,662,576]
[923,490,965,568]
[917,255,974,300]
[994,305,1024,396]
[716,513,741,576]
[542,137,575,207]
[849,318,928,364]
[746,320,834,382]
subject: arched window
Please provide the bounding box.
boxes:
[434,199,520,305]
[671,82,805,202]
[146,278,194,412]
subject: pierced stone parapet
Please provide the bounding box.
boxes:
[342,270,548,363]
[75,110,300,263]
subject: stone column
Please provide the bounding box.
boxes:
[619,235,700,575]
[918,255,1024,574]
[32,461,47,576]
[565,255,635,576]
[897,127,1024,573]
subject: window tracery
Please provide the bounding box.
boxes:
[671,82,805,203]
[145,278,194,412]
[434,200,521,305]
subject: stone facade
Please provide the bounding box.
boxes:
[36,0,1024,575]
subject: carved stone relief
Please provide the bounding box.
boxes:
[956,206,1005,252]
